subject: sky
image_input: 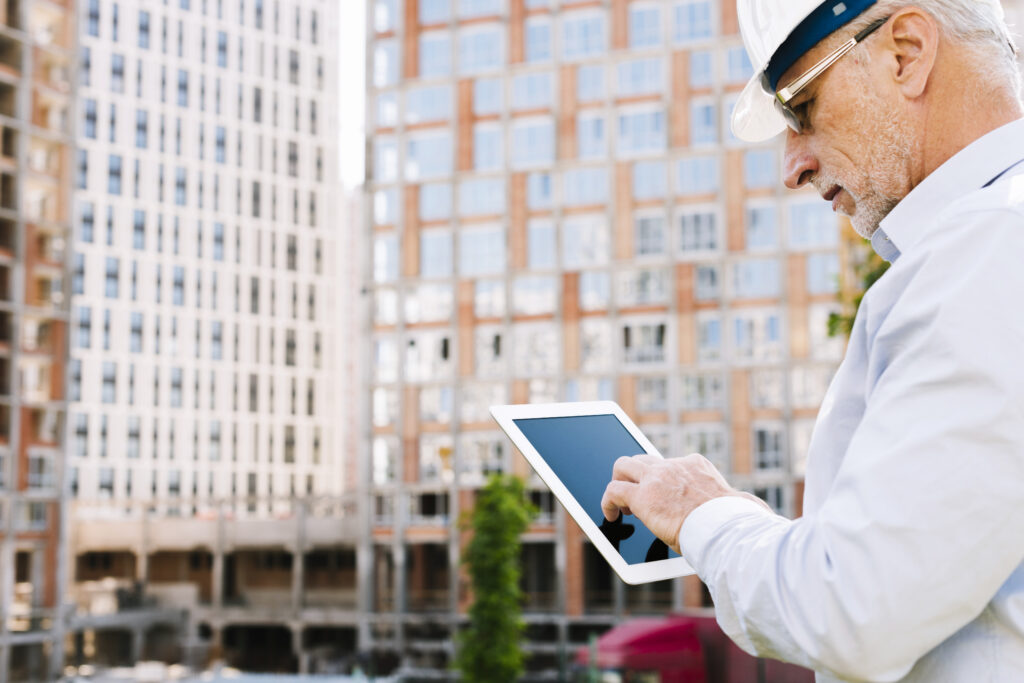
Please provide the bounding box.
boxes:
[338,1,367,190]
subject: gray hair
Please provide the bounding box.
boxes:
[845,0,1023,101]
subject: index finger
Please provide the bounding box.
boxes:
[611,454,657,483]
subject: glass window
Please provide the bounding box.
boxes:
[512,72,553,110]
[614,108,663,156]
[673,0,713,43]
[374,338,399,382]
[676,156,719,195]
[697,313,722,361]
[629,4,662,48]
[690,49,713,87]
[563,167,608,206]
[459,0,500,18]
[754,426,784,470]
[459,226,506,276]
[474,280,506,318]
[617,269,669,307]
[682,372,724,410]
[373,40,399,87]
[405,332,454,382]
[459,177,505,215]
[732,310,782,360]
[420,386,454,424]
[459,26,502,74]
[473,124,504,170]
[690,100,717,145]
[622,320,667,364]
[807,252,840,294]
[789,202,838,248]
[528,220,557,270]
[744,149,777,188]
[635,214,666,257]
[374,187,398,224]
[374,0,399,32]
[577,112,605,160]
[695,264,720,300]
[513,275,557,315]
[461,383,508,424]
[513,323,559,376]
[511,118,555,168]
[746,205,778,250]
[404,283,454,323]
[420,183,452,221]
[616,58,663,96]
[419,32,452,78]
[107,154,123,195]
[637,376,668,412]
[562,216,609,268]
[525,17,552,62]
[633,160,667,199]
[678,209,719,253]
[473,78,502,115]
[577,64,605,102]
[420,230,453,278]
[420,0,450,24]
[474,326,505,376]
[373,233,399,283]
[406,85,452,124]
[683,423,727,470]
[579,271,611,311]
[527,172,553,209]
[406,131,453,180]
[579,318,613,372]
[562,11,606,60]
[726,46,753,83]
[374,138,398,182]
[751,369,786,409]
[732,259,781,298]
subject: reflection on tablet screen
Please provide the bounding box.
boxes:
[513,414,679,566]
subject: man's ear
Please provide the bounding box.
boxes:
[884,8,939,98]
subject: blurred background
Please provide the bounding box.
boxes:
[0,0,1018,681]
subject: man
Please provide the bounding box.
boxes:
[601,0,1024,680]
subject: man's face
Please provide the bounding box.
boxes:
[780,39,916,238]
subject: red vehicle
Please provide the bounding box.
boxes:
[574,611,816,683]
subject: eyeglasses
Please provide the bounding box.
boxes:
[772,15,891,134]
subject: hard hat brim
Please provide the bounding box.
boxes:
[731,71,789,143]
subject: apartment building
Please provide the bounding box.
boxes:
[0,0,75,680]
[65,0,354,673]
[361,0,850,677]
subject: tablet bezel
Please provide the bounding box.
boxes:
[490,400,695,585]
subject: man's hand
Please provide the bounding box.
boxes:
[600,453,772,555]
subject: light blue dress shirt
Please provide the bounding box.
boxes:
[679,117,1024,682]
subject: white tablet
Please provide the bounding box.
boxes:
[490,401,695,585]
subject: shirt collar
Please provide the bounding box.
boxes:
[873,117,1024,262]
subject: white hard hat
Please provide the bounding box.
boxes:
[732,0,880,141]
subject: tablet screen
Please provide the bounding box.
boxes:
[513,414,679,566]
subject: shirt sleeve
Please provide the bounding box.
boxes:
[679,211,1024,682]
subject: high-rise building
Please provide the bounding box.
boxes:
[65,0,354,673]
[362,0,847,677]
[0,0,75,680]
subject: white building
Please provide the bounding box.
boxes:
[70,0,342,512]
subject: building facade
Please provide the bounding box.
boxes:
[64,0,353,673]
[0,0,75,679]
[362,0,851,677]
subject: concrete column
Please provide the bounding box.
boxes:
[291,624,307,674]
[136,548,149,583]
[211,551,224,610]
[0,644,8,683]
[131,627,145,663]
[291,548,305,613]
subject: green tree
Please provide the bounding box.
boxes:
[455,474,537,683]
[828,245,890,338]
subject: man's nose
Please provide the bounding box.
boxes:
[783,130,818,189]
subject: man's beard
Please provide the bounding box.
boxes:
[817,93,914,240]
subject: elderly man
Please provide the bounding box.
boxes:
[601,0,1024,680]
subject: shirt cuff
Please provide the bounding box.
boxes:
[679,496,774,569]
